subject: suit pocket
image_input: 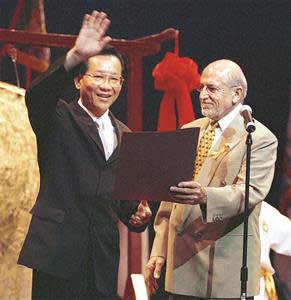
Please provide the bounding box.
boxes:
[30,205,65,223]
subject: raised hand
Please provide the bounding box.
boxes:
[65,11,111,70]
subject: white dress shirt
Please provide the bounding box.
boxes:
[78,99,117,160]
[213,103,243,146]
[254,201,291,300]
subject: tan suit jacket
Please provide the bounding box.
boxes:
[151,113,278,298]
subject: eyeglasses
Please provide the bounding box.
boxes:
[84,72,124,87]
[197,84,237,95]
[197,84,222,94]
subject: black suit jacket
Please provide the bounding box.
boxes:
[18,57,145,296]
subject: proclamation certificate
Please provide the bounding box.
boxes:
[113,127,199,201]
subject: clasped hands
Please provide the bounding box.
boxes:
[129,180,206,227]
[169,180,207,205]
[129,200,152,227]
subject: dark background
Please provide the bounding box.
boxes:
[1,0,290,207]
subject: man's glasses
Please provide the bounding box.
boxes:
[197,84,222,94]
[197,84,236,95]
[84,72,124,87]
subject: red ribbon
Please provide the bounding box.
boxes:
[153,52,200,131]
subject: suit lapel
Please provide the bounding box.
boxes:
[197,119,210,140]
[107,112,122,163]
[69,101,128,163]
[198,114,246,186]
[70,101,105,156]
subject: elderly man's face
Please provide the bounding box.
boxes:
[198,65,238,121]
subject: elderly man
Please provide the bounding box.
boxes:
[144,59,277,300]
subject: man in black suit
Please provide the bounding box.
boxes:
[18,11,151,300]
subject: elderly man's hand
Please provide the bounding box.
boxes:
[169,180,207,205]
[144,256,166,295]
[129,200,152,227]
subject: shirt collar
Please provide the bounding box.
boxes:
[78,98,110,127]
[217,103,243,132]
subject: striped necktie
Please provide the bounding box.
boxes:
[193,121,218,178]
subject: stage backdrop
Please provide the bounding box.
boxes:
[0,82,39,300]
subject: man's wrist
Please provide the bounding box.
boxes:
[64,48,84,71]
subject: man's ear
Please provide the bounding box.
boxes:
[232,86,243,104]
[74,75,82,89]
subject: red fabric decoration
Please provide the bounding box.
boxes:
[153,52,200,131]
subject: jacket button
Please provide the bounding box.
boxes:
[196,232,203,240]
[213,215,223,222]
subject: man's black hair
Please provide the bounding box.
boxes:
[79,44,125,75]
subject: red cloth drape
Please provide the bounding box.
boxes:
[153,52,200,131]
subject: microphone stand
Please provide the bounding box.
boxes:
[240,131,253,300]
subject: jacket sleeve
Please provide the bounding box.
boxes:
[150,201,173,258]
[25,56,82,135]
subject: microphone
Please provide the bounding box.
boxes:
[240,105,256,133]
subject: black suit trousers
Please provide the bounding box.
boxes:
[32,242,120,300]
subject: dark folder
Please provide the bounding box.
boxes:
[113,127,199,201]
